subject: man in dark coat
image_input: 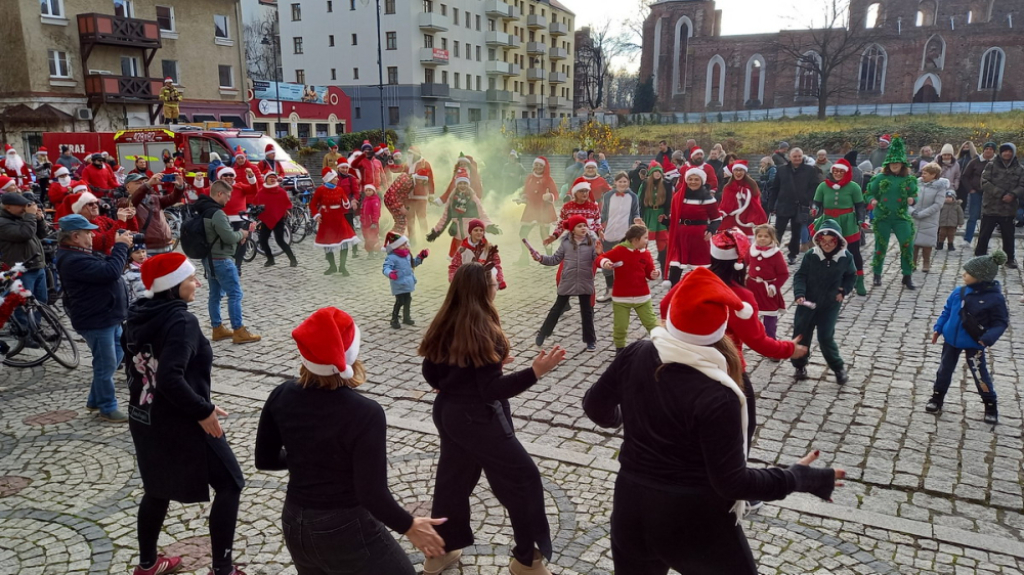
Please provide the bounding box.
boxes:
[55,214,132,422]
[975,143,1024,268]
[768,148,822,264]
[772,142,790,167]
[961,142,996,247]
[654,140,674,170]
[0,192,48,307]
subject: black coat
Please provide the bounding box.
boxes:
[124,297,244,503]
[0,209,47,270]
[56,243,129,331]
[768,162,821,217]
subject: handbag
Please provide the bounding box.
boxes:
[959,287,985,341]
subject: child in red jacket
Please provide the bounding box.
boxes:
[745,224,789,340]
[361,184,382,256]
[596,224,661,351]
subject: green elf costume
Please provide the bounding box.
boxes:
[865,136,918,290]
[637,161,672,275]
[811,158,868,296]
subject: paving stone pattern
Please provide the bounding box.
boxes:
[2,219,1024,574]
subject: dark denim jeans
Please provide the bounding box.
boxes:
[964,192,982,243]
[79,324,123,414]
[281,501,415,575]
[204,258,244,330]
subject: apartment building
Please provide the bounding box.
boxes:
[279,0,575,131]
[0,0,249,154]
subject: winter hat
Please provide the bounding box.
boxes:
[857,160,874,174]
[321,166,337,183]
[264,143,276,153]
[570,177,591,194]
[584,160,598,169]
[263,171,280,187]
[983,142,998,151]
[684,166,707,184]
[689,146,704,159]
[385,231,408,251]
[945,189,958,199]
[964,250,1007,283]
[940,143,955,157]
[509,149,519,158]
[293,307,361,379]
[457,152,470,164]
[72,183,89,194]
[54,166,70,178]
[233,146,247,160]
[454,169,471,185]
[647,160,664,176]
[413,167,430,181]
[711,228,751,270]
[0,191,28,205]
[829,159,853,189]
[664,267,753,345]
[778,141,790,150]
[361,140,373,151]
[879,134,892,145]
[140,252,196,298]
[327,139,337,149]
[730,160,748,174]
[565,215,588,233]
[71,191,99,214]
[336,156,350,167]
[467,219,485,233]
[882,136,909,166]
[999,143,1017,156]
[209,152,222,163]
[812,219,847,252]
[217,166,236,179]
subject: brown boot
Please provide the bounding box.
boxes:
[510,550,551,575]
[211,325,233,342]
[423,549,462,575]
[232,326,262,344]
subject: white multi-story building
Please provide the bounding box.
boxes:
[279,0,575,131]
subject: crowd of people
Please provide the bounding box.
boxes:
[0,129,1020,574]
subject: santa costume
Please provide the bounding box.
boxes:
[405,146,434,241]
[360,184,382,254]
[718,161,768,236]
[548,178,603,239]
[257,143,284,175]
[335,156,362,255]
[665,167,722,285]
[580,160,611,205]
[0,145,33,190]
[436,153,483,204]
[518,156,559,262]
[310,167,359,275]
[449,219,505,289]
[427,168,494,258]
[254,172,298,267]
[48,166,78,211]
[681,147,719,194]
[745,231,790,340]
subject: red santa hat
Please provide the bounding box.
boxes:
[263,171,280,186]
[570,177,591,194]
[533,156,548,166]
[140,252,196,298]
[0,176,15,191]
[363,184,377,193]
[264,143,276,153]
[37,147,48,154]
[684,167,707,184]
[217,166,236,179]
[879,134,892,144]
[663,267,753,345]
[374,145,388,157]
[454,168,471,185]
[829,159,853,189]
[467,219,485,233]
[54,166,70,178]
[336,156,350,168]
[71,183,88,194]
[233,146,247,160]
[689,146,705,158]
[4,144,13,153]
[293,307,361,379]
[564,215,588,234]
[385,231,408,251]
[584,160,598,169]
[392,151,402,161]
[730,160,748,173]
[413,167,431,181]
[164,77,174,83]
[71,191,99,214]
[711,228,751,271]
[321,166,337,183]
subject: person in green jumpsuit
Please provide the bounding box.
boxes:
[811,158,868,295]
[637,162,672,276]
[865,136,918,290]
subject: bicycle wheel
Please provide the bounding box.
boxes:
[290,211,308,243]
[2,306,50,368]
[243,237,258,262]
[36,303,79,369]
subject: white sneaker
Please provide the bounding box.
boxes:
[962,240,972,250]
[596,287,612,302]
[661,280,672,289]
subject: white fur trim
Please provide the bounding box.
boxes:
[533,158,546,166]
[364,184,376,191]
[685,167,707,184]
[217,167,236,179]
[585,160,598,168]
[735,302,754,320]
[322,171,338,183]
[571,180,591,194]
[666,310,728,346]
[144,259,196,297]
[690,148,705,158]
[299,324,360,379]
[72,191,98,214]
[54,166,70,177]
[831,162,849,172]
[72,184,88,193]
[455,176,470,184]
[387,234,409,251]
[710,244,738,261]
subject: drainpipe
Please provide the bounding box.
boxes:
[235,0,248,125]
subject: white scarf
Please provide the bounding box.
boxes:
[650,327,748,524]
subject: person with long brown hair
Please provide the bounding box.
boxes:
[256,307,447,575]
[418,263,566,575]
[718,161,768,237]
[638,161,672,279]
[583,267,843,574]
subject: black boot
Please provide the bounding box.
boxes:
[338,250,350,277]
[984,401,999,424]
[289,257,299,267]
[535,332,546,347]
[902,274,916,290]
[794,366,808,380]
[935,243,943,251]
[925,392,944,414]
[402,306,415,326]
[834,368,849,385]
[872,273,882,287]
[264,257,276,267]
[324,252,337,275]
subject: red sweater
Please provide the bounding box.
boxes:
[597,244,657,302]
[90,214,139,255]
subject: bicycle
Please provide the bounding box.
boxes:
[41,237,65,317]
[287,190,316,244]
[237,206,291,263]
[165,203,196,252]
[0,262,80,369]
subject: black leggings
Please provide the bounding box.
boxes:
[392,293,412,321]
[848,239,864,272]
[137,447,242,575]
[258,219,296,263]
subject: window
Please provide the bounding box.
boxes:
[704,55,725,106]
[161,59,179,83]
[979,47,1005,90]
[214,15,230,39]
[915,0,937,26]
[331,68,337,80]
[156,6,174,31]
[386,32,397,50]
[424,68,435,83]
[865,3,884,28]
[387,66,398,84]
[40,0,63,17]
[293,37,303,54]
[440,4,447,16]
[441,38,447,50]
[291,3,301,20]
[351,34,357,45]
[795,51,820,98]
[469,108,481,122]
[350,0,356,9]
[424,0,433,12]
[453,41,459,57]
[121,55,140,77]
[315,123,329,137]
[465,43,471,60]
[476,46,481,61]
[424,35,433,48]
[445,107,459,125]
[218,65,234,88]
[329,35,335,47]
[441,70,448,84]
[385,0,395,14]
[424,105,436,127]
[858,44,887,93]
[295,69,305,84]
[466,13,471,29]
[453,8,459,24]
[476,76,481,91]
[922,34,945,70]
[743,55,765,106]
[353,68,359,79]
[47,49,70,78]
[388,107,400,125]
[355,107,361,119]
[476,15,481,30]
[327,1,333,12]
[297,123,310,138]
[114,0,134,18]
[454,72,460,89]
[488,18,495,31]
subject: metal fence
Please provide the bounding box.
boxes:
[406,115,621,143]
[626,101,1024,125]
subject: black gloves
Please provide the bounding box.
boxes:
[426,229,440,243]
[486,224,502,235]
[788,463,836,502]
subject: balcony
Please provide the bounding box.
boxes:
[526,68,545,82]
[85,74,162,105]
[508,35,522,48]
[421,82,450,98]
[526,42,546,55]
[549,47,568,60]
[526,94,546,107]
[486,89,513,103]
[485,0,514,19]
[527,14,547,29]
[419,47,450,65]
[547,96,570,108]
[485,60,516,76]
[549,72,567,84]
[77,13,161,50]
[485,31,513,46]
[418,12,448,32]
[549,22,569,36]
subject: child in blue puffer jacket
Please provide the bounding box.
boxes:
[382,231,428,329]
[927,250,1009,424]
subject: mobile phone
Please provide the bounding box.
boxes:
[161,173,176,183]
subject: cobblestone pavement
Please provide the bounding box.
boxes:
[2,216,1024,574]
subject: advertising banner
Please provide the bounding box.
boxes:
[253,81,328,104]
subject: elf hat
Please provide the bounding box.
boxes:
[467,219,485,233]
[140,252,196,299]
[54,166,70,178]
[217,166,236,179]
[690,146,705,158]
[647,160,663,173]
[385,231,408,251]
[71,191,99,214]
[72,183,88,194]
[336,156,350,167]
[293,307,361,379]
[664,267,753,345]
[457,153,471,165]
[882,136,909,166]
[685,166,707,184]
[321,166,337,183]
[455,168,471,185]
[327,139,337,149]
[571,177,591,194]
[829,159,853,189]
[565,215,588,233]
[264,143,276,153]
[964,249,1007,283]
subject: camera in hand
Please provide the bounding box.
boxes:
[241,205,265,219]
[117,229,146,245]
[162,173,177,183]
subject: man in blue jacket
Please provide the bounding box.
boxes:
[56,214,132,423]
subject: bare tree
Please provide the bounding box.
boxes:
[243,11,280,82]
[607,69,639,110]
[575,21,637,111]
[618,0,656,56]
[771,0,881,119]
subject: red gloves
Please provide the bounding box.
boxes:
[418,249,429,259]
[389,271,399,280]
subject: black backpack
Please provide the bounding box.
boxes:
[179,206,219,260]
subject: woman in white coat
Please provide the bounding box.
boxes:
[912,163,950,273]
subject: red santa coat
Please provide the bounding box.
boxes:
[449,237,505,288]
[438,157,483,203]
[718,178,768,233]
[90,214,139,255]
[408,158,434,200]
[0,161,33,189]
[48,181,78,213]
[521,161,558,225]
[223,176,259,221]
[665,187,720,268]
[80,163,119,193]
[310,183,357,249]
[595,244,657,302]
[255,184,293,229]
[744,244,789,315]
[584,175,611,204]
